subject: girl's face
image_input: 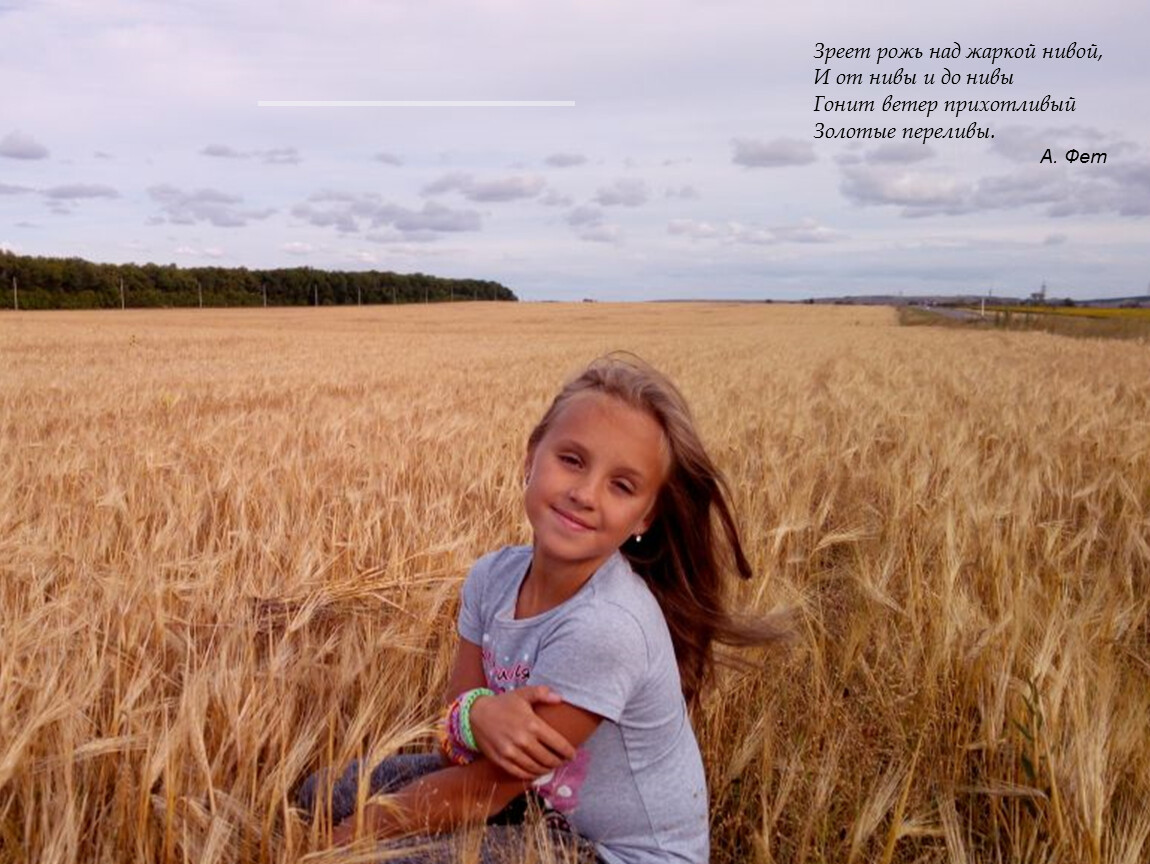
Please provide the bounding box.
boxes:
[524,391,669,578]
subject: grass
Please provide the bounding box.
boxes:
[899,304,1150,341]
[1,303,1148,863]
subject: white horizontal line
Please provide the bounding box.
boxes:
[256,100,575,108]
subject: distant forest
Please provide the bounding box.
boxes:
[0,252,517,310]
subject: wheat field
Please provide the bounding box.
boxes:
[1,303,1148,864]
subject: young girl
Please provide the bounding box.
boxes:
[297,353,785,863]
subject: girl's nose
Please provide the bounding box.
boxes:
[567,479,595,508]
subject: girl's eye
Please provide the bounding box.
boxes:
[558,453,580,466]
[613,480,635,495]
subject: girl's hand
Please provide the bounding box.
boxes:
[469,686,578,780]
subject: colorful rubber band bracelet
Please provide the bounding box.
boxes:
[459,687,495,752]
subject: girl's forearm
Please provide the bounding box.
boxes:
[359,760,526,839]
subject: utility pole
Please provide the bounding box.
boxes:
[313,283,318,306]
[262,282,267,307]
[120,277,125,310]
[11,276,16,311]
[357,282,361,305]
[197,279,203,308]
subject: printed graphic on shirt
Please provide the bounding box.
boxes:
[481,633,591,820]
[532,748,591,815]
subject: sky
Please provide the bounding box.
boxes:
[1,0,1147,301]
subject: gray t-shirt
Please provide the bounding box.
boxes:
[458,545,709,864]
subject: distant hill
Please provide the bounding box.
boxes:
[0,251,516,310]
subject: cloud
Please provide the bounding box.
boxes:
[1043,233,1067,246]
[577,224,621,243]
[539,189,573,207]
[989,125,1126,164]
[839,145,1150,218]
[770,218,843,243]
[665,184,700,200]
[43,183,120,200]
[373,152,403,166]
[201,144,245,158]
[148,184,275,227]
[393,201,482,231]
[292,192,481,238]
[0,130,49,160]
[565,205,604,227]
[422,171,545,202]
[0,182,32,195]
[174,245,225,258]
[839,164,971,215]
[667,217,842,245]
[732,137,815,168]
[199,144,301,165]
[593,178,648,207]
[545,153,586,168]
[561,204,620,242]
[282,241,313,255]
[261,147,300,165]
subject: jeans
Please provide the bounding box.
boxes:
[296,753,603,864]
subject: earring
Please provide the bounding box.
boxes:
[634,533,642,544]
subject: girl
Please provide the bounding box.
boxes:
[297,353,786,863]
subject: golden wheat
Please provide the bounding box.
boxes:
[1,303,1147,864]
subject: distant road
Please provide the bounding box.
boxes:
[911,305,984,322]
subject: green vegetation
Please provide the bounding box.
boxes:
[898,304,1150,341]
[0,251,516,310]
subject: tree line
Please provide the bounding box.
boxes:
[0,252,517,310]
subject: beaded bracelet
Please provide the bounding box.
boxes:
[439,687,495,765]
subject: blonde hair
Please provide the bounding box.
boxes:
[527,353,786,707]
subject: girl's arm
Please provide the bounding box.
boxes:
[448,639,578,779]
[337,700,600,845]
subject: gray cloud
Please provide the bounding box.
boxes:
[373,152,403,166]
[148,184,274,227]
[577,224,621,244]
[261,147,300,165]
[199,144,301,165]
[422,171,544,202]
[0,130,49,160]
[840,146,1150,218]
[545,153,586,168]
[43,183,120,200]
[732,137,815,168]
[989,125,1129,164]
[201,144,245,158]
[839,164,971,216]
[593,178,648,207]
[539,189,573,207]
[0,182,32,195]
[292,192,481,237]
[665,184,700,200]
[565,205,604,227]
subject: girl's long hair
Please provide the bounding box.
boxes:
[527,353,788,708]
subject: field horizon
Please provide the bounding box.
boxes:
[2,303,1148,864]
